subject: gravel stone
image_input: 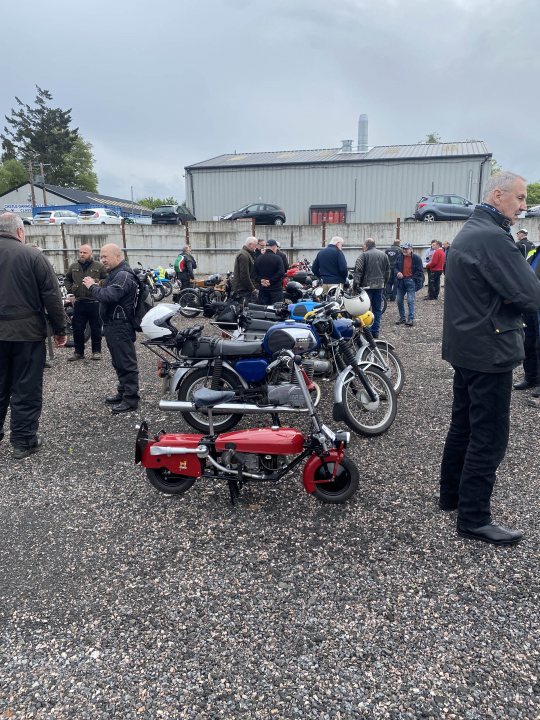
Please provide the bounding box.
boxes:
[0,288,539,719]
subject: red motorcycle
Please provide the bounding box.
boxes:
[282,258,316,289]
[135,351,359,504]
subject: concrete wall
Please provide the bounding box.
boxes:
[25,218,540,275]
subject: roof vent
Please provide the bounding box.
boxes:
[340,139,353,153]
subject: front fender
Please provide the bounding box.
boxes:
[333,363,379,412]
[302,449,346,494]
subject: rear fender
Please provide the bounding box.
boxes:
[302,449,346,494]
[170,360,247,393]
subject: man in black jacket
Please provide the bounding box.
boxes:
[440,172,540,545]
[0,213,66,459]
[65,244,107,361]
[82,244,139,414]
[515,228,534,258]
[254,239,285,304]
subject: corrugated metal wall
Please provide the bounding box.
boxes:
[186,157,491,224]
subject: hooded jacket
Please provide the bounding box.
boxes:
[442,206,540,373]
[0,232,65,341]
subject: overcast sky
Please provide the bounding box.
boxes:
[2,0,538,202]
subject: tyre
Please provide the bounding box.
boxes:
[359,341,405,395]
[146,468,196,495]
[422,212,437,222]
[152,285,166,302]
[274,218,284,225]
[177,289,202,318]
[311,456,359,503]
[177,366,243,433]
[161,281,173,298]
[339,365,397,436]
[381,295,388,314]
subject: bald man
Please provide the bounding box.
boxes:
[65,244,107,361]
[82,244,140,413]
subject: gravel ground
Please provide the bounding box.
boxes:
[1,286,539,720]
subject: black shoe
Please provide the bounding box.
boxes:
[105,394,123,404]
[371,333,379,339]
[405,320,415,326]
[457,521,523,546]
[531,388,540,398]
[513,379,537,390]
[395,319,406,325]
[13,436,43,460]
[111,401,138,414]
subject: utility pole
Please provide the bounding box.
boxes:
[39,163,48,205]
[28,161,36,208]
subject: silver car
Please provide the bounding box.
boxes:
[414,194,475,222]
[33,210,79,225]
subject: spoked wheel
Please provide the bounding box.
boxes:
[311,456,359,503]
[177,289,203,318]
[160,282,173,298]
[339,365,397,436]
[152,285,166,302]
[146,468,196,495]
[177,367,243,432]
[358,341,405,395]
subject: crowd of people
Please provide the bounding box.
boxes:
[1,170,539,547]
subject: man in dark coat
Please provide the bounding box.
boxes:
[353,238,390,338]
[312,236,348,292]
[394,243,424,326]
[254,239,285,304]
[65,244,107,361]
[174,243,197,289]
[231,237,258,302]
[440,172,540,546]
[82,244,139,414]
[384,240,402,301]
[0,213,66,459]
[515,228,534,258]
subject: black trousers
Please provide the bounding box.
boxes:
[73,300,102,356]
[385,268,397,300]
[440,366,512,527]
[258,287,283,305]
[103,322,140,407]
[0,340,45,448]
[521,311,540,384]
[428,270,442,299]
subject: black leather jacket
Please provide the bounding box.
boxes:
[90,261,138,325]
[442,207,540,372]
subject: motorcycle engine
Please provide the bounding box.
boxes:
[221,451,285,473]
[267,384,306,408]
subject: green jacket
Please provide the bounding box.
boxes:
[65,259,108,299]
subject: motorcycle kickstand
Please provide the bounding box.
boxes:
[270,412,281,427]
[228,467,244,506]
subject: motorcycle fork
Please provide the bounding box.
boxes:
[336,341,378,404]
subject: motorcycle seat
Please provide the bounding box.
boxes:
[193,388,236,408]
[220,340,264,357]
[242,317,273,331]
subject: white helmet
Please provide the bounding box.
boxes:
[342,290,371,317]
[140,303,179,340]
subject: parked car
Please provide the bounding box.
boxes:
[220,202,286,225]
[414,194,475,222]
[151,205,196,225]
[78,208,122,225]
[525,205,540,217]
[21,216,33,226]
[33,210,79,225]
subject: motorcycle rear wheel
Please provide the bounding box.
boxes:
[311,456,359,503]
[146,468,196,495]
[339,365,397,436]
[177,289,203,318]
[177,366,243,432]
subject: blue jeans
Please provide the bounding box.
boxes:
[396,278,415,321]
[366,288,383,336]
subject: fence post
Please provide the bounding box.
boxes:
[61,224,68,273]
[396,217,401,242]
[321,221,327,247]
[121,219,129,265]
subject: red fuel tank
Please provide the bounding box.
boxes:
[215,427,304,455]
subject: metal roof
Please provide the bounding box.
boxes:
[187,141,490,170]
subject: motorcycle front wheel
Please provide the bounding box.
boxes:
[338,365,397,436]
[358,341,405,395]
[311,456,359,503]
[146,468,196,495]
[152,285,166,302]
[160,281,173,298]
[177,289,203,318]
[177,366,243,432]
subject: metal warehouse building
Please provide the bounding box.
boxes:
[185,141,492,225]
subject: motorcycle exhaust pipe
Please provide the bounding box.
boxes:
[159,400,310,414]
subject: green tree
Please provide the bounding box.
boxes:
[60,137,98,191]
[137,196,178,210]
[422,132,442,144]
[491,158,502,175]
[1,86,97,189]
[526,183,540,207]
[0,158,27,194]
